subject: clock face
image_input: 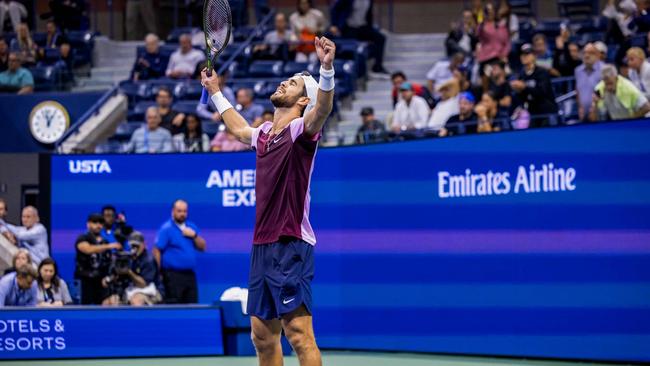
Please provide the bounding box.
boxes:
[29,101,70,144]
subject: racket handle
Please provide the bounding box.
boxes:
[200,88,210,105]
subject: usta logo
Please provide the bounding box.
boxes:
[68,160,112,174]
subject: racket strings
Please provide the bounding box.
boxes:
[204,0,231,54]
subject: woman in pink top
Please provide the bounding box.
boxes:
[477,2,510,68]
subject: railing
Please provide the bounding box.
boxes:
[55,84,120,151]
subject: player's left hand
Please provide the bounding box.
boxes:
[315,36,335,70]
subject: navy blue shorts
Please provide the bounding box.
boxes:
[247,238,314,320]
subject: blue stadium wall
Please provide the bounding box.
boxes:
[49,120,650,362]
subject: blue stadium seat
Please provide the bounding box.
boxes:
[177,81,204,100]
[173,101,199,115]
[30,66,59,91]
[129,101,157,121]
[630,34,649,50]
[42,48,62,65]
[227,61,250,78]
[113,122,144,141]
[230,79,261,93]
[67,31,95,67]
[233,26,257,42]
[202,121,220,138]
[159,44,178,59]
[95,141,125,153]
[166,27,201,43]
[253,98,274,112]
[254,81,278,99]
[119,81,151,105]
[283,61,311,77]
[32,32,46,47]
[248,60,284,78]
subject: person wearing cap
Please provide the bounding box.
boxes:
[103,231,162,306]
[356,106,386,143]
[74,213,122,305]
[154,199,205,304]
[446,91,479,135]
[625,47,650,100]
[0,206,49,265]
[0,264,38,307]
[390,71,432,108]
[590,64,650,121]
[427,78,460,131]
[575,43,604,121]
[510,43,558,127]
[392,81,431,132]
[201,36,337,366]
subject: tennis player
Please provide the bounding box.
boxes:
[201,36,335,366]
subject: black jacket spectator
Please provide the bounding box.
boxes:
[516,66,558,115]
[553,42,582,77]
[356,107,386,143]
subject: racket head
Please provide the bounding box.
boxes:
[203,0,232,60]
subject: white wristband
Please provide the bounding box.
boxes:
[211,92,233,115]
[319,66,335,91]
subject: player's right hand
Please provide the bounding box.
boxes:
[201,68,221,95]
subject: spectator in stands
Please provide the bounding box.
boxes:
[36,257,72,306]
[532,34,557,76]
[155,88,185,135]
[625,47,650,99]
[173,114,210,152]
[594,41,609,62]
[0,1,27,34]
[154,199,206,304]
[497,0,519,41]
[477,2,510,82]
[44,20,64,49]
[630,0,650,33]
[290,0,327,62]
[591,64,650,120]
[132,34,166,81]
[127,107,174,153]
[603,0,637,40]
[0,38,8,72]
[166,34,205,79]
[510,43,558,127]
[126,0,157,41]
[0,206,48,265]
[10,23,37,65]
[428,78,460,131]
[575,43,603,121]
[553,27,582,77]
[3,248,32,276]
[123,231,163,306]
[471,0,485,24]
[391,71,432,108]
[0,52,33,94]
[445,91,479,135]
[486,59,512,110]
[444,11,478,58]
[330,0,389,76]
[236,88,264,126]
[475,91,499,133]
[391,82,430,132]
[356,107,386,143]
[0,197,6,224]
[75,213,121,305]
[0,264,38,307]
[210,129,250,152]
[253,13,296,60]
[426,53,465,98]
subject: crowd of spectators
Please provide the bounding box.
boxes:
[354,0,650,143]
[0,200,206,307]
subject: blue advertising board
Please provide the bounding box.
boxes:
[49,120,650,362]
[0,306,223,359]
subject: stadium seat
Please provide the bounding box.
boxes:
[148,79,181,98]
[32,32,46,47]
[177,81,204,100]
[202,121,220,138]
[42,48,62,65]
[30,66,59,91]
[173,101,199,115]
[254,81,277,99]
[248,61,284,78]
[129,101,157,121]
[119,81,151,105]
[113,122,144,141]
[253,98,274,112]
[227,61,250,79]
[67,31,95,67]
[283,62,311,77]
[166,27,201,44]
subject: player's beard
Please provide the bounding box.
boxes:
[270,92,297,108]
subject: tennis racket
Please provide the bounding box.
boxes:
[199,0,232,105]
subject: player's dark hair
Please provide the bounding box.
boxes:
[37,257,61,291]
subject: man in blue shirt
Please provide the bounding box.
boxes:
[132,33,168,81]
[236,88,264,126]
[0,52,33,94]
[154,200,206,303]
[0,265,38,307]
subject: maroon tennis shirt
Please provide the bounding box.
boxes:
[250,118,319,245]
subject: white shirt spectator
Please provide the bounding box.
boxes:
[0,223,48,265]
[347,0,371,28]
[289,8,327,35]
[392,95,430,129]
[628,60,650,99]
[428,96,460,130]
[426,60,454,98]
[166,48,205,78]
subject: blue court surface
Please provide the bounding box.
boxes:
[0,352,633,366]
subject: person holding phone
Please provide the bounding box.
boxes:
[590,64,650,121]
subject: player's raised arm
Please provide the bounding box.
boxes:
[201,69,254,145]
[303,37,336,138]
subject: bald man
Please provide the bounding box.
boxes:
[0,206,49,265]
[166,34,205,79]
[126,107,173,153]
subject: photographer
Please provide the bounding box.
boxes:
[75,213,122,305]
[102,232,162,306]
[101,205,133,251]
